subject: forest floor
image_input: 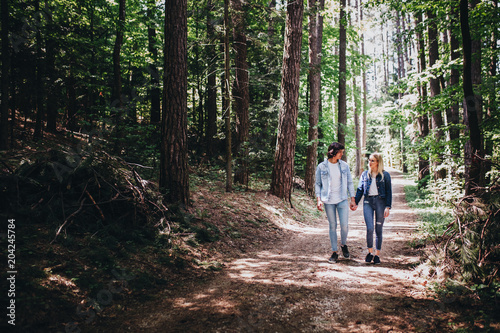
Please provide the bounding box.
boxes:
[85,167,497,333]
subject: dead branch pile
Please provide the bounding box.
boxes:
[0,148,169,241]
[442,176,500,285]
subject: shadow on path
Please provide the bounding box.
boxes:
[92,168,468,332]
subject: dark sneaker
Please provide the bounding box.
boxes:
[373,255,381,264]
[365,253,374,263]
[329,252,339,263]
[341,245,350,258]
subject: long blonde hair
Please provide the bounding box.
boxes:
[370,152,384,180]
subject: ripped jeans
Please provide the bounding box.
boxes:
[363,196,386,251]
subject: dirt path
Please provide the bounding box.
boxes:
[98,168,453,332]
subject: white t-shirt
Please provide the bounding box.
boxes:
[368,173,379,196]
[324,161,342,204]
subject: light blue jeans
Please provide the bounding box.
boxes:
[363,196,386,250]
[324,199,349,252]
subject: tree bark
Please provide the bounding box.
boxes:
[460,0,483,195]
[224,0,232,192]
[148,0,161,124]
[361,0,367,159]
[415,13,429,187]
[427,9,446,179]
[160,0,189,205]
[45,2,57,134]
[112,0,125,111]
[232,0,250,186]
[337,0,347,152]
[33,0,45,140]
[206,0,218,157]
[484,0,498,179]
[447,2,461,144]
[305,0,324,195]
[0,0,10,149]
[270,0,304,202]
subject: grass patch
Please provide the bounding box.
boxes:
[404,184,454,243]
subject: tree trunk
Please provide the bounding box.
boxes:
[396,12,405,81]
[67,64,77,131]
[337,0,347,152]
[427,9,446,180]
[305,0,324,195]
[88,0,97,132]
[361,0,367,158]
[33,0,45,140]
[447,2,461,144]
[112,0,125,111]
[270,0,304,202]
[45,3,57,134]
[268,0,277,47]
[416,13,429,187]
[206,0,218,157]
[160,0,189,205]
[0,0,10,149]
[232,0,250,186]
[224,0,232,192]
[485,0,498,179]
[316,0,325,152]
[148,0,161,124]
[354,76,361,176]
[460,0,483,195]
[396,12,408,174]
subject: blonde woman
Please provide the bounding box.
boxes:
[354,153,392,264]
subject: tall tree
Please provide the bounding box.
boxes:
[112,0,126,111]
[485,0,498,178]
[305,0,324,195]
[148,0,161,124]
[205,0,218,157]
[45,3,57,134]
[33,0,45,140]
[337,0,347,151]
[427,8,445,179]
[160,0,189,205]
[352,0,362,176]
[447,2,461,144]
[224,0,232,192]
[0,0,10,149]
[415,13,430,187]
[460,0,483,195]
[360,0,367,159]
[270,0,304,202]
[232,0,250,186]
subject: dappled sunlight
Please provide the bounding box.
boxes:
[127,169,454,333]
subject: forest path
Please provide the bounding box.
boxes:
[100,168,454,332]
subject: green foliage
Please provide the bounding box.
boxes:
[405,184,454,243]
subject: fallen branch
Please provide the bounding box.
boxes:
[86,190,106,221]
[52,198,87,243]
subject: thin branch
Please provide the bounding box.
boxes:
[52,198,87,244]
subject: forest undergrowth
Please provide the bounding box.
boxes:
[0,131,312,331]
[404,179,500,327]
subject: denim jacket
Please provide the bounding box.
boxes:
[315,159,355,203]
[354,170,392,208]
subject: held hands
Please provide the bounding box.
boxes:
[317,198,359,212]
[350,198,357,211]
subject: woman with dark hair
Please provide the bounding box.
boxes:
[315,142,356,263]
[354,152,392,264]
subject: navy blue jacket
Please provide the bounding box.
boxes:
[355,170,392,208]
